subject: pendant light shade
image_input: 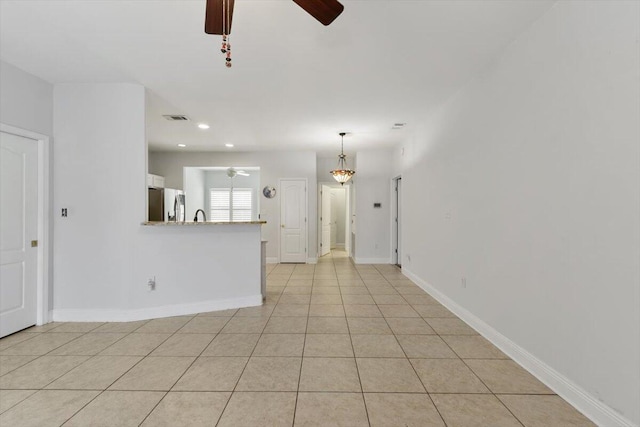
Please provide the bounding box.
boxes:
[330,132,355,185]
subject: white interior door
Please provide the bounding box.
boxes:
[280,179,307,263]
[330,191,337,249]
[321,185,331,256]
[1,131,38,337]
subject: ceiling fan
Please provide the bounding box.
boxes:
[227,167,250,178]
[205,0,344,35]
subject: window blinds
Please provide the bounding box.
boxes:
[210,188,252,222]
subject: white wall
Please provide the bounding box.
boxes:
[354,150,392,263]
[150,151,317,261]
[183,167,205,221]
[54,84,145,311]
[0,61,53,136]
[399,1,640,425]
[0,60,55,314]
[317,156,344,182]
[53,84,262,320]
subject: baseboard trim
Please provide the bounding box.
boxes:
[266,257,279,264]
[52,295,263,323]
[354,257,391,264]
[401,268,636,427]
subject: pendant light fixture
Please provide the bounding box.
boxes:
[330,132,355,185]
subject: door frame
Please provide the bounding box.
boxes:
[278,178,308,263]
[1,123,51,326]
[317,181,351,258]
[391,175,402,266]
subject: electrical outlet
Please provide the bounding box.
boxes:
[61,208,68,217]
[461,277,467,288]
[147,277,156,291]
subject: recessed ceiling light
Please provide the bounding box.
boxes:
[225,143,234,148]
[177,143,187,148]
[197,123,210,129]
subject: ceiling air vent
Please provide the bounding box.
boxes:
[163,115,190,121]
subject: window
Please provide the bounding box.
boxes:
[210,188,253,222]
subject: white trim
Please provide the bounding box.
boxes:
[391,175,401,266]
[0,123,51,326]
[266,257,279,264]
[402,267,636,427]
[354,257,391,264]
[334,243,345,248]
[52,294,263,323]
[306,257,317,264]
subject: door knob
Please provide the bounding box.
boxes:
[281,224,285,228]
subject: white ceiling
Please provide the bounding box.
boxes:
[0,0,554,154]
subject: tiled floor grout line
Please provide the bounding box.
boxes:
[0,322,124,413]
[338,252,373,427]
[0,252,591,426]
[381,258,531,427]
[136,314,234,427]
[443,341,527,427]
[372,264,450,427]
[374,264,530,427]
[214,268,292,427]
[0,321,158,416]
[0,321,109,377]
[291,262,314,427]
[56,315,202,426]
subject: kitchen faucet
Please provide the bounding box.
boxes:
[193,209,207,222]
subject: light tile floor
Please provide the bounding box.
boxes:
[0,250,595,426]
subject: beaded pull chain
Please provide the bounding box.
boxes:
[220,0,232,68]
[220,34,231,67]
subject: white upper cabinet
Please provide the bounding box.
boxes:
[147,173,165,188]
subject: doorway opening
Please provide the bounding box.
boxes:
[318,183,351,259]
[392,176,402,267]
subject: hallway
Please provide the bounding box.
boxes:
[0,252,593,426]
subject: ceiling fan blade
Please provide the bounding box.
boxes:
[205,0,235,35]
[292,0,344,26]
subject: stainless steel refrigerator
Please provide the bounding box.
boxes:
[164,188,185,221]
[148,187,164,221]
[148,188,185,221]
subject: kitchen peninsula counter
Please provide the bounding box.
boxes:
[113,220,267,321]
[142,221,266,226]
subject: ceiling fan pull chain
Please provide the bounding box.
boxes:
[221,35,227,53]
[224,0,232,68]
